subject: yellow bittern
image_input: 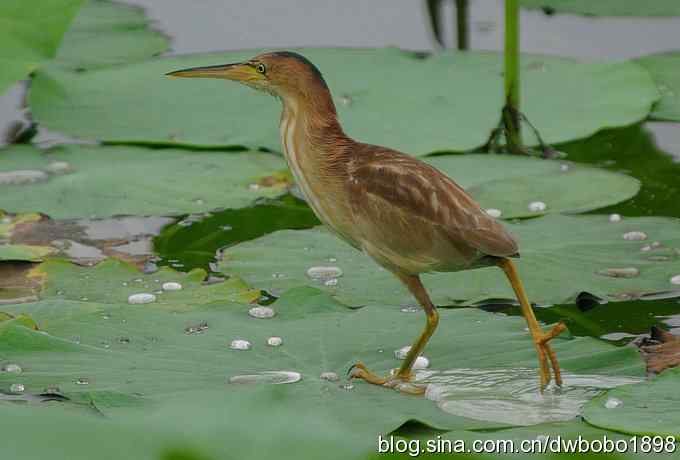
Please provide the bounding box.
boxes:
[168,51,566,393]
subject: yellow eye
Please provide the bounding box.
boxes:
[256,64,266,74]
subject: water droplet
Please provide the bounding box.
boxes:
[413,356,430,369]
[267,336,283,347]
[340,382,355,390]
[248,306,276,319]
[596,267,640,278]
[118,337,131,344]
[400,305,420,313]
[272,272,285,279]
[71,336,81,344]
[339,94,353,106]
[2,364,22,373]
[161,282,182,291]
[324,278,338,286]
[193,198,205,205]
[127,293,156,304]
[133,278,144,283]
[485,208,502,218]
[43,385,62,395]
[320,371,339,382]
[228,370,301,385]
[394,345,412,360]
[45,161,73,175]
[648,255,670,262]
[0,170,49,185]
[100,341,111,349]
[75,377,90,386]
[607,214,622,223]
[121,282,129,287]
[56,290,64,296]
[248,183,260,191]
[559,163,570,172]
[80,297,89,301]
[604,396,623,409]
[229,339,252,351]
[220,224,233,231]
[623,231,647,241]
[670,275,680,285]
[528,201,547,212]
[9,383,24,393]
[177,220,193,227]
[641,241,662,252]
[306,266,343,282]
[184,321,208,335]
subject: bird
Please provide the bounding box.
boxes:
[167,51,566,394]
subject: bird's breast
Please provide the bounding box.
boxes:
[279,110,358,247]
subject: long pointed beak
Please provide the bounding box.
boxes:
[165,62,255,81]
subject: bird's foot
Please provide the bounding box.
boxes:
[534,322,567,391]
[347,362,426,395]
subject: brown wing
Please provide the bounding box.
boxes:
[347,146,518,268]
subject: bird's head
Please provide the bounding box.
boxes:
[166,51,328,100]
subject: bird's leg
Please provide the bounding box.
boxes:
[498,258,566,391]
[348,274,439,395]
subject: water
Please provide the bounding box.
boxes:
[9,383,24,393]
[604,396,624,409]
[127,293,157,304]
[248,306,276,319]
[184,321,208,335]
[228,370,301,385]
[229,339,252,351]
[421,367,641,426]
[528,201,547,212]
[485,208,502,218]
[2,364,22,374]
[161,282,182,291]
[0,170,48,185]
[320,372,339,382]
[266,336,283,347]
[622,231,648,241]
[608,213,622,223]
[306,266,343,283]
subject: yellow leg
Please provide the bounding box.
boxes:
[498,258,566,390]
[349,273,439,395]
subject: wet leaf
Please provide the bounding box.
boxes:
[0,286,642,433]
[30,49,658,153]
[218,215,680,307]
[0,0,84,96]
[0,389,373,460]
[55,0,169,70]
[0,213,55,262]
[0,144,288,219]
[519,0,680,17]
[636,52,680,122]
[582,367,680,437]
[32,258,260,307]
[426,154,639,218]
[388,419,656,459]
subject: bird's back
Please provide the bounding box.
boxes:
[345,143,518,275]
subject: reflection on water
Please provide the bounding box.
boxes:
[418,367,641,426]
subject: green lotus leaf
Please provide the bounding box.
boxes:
[0,144,289,219]
[636,52,680,122]
[0,0,84,96]
[0,284,642,433]
[582,367,680,438]
[0,390,374,460]
[31,258,260,307]
[30,49,658,153]
[425,154,639,218]
[55,0,169,70]
[519,0,680,17]
[383,419,657,459]
[218,215,680,307]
